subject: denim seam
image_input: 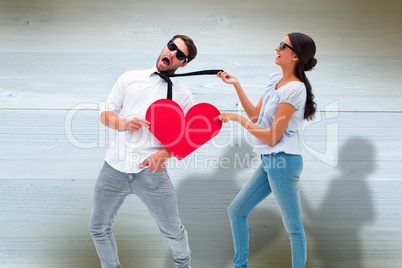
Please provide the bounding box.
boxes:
[278,156,298,229]
[235,173,268,267]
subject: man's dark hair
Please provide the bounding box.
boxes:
[172,35,197,63]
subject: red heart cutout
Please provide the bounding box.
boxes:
[146,99,222,160]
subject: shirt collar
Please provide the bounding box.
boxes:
[149,66,158,76]
[150,66,176,85]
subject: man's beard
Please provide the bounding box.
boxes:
[155,55,180,74]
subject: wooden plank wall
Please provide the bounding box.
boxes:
[1,0,401,267]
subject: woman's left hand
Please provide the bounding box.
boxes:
[218,112,241,123]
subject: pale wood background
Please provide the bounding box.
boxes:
[1,0,401,267]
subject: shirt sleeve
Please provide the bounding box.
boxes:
[103,72,128,115]
[277,83,306,110]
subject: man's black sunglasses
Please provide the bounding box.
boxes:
[167,40,188,62]
[280,42,295,52]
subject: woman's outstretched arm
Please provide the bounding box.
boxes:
[218,71,262,123]
[219,103,295,147]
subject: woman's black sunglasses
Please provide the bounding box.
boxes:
[167,40,188,62]
[280,42,295,52]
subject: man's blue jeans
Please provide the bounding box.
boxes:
[89,162,191,268]
[228,152,306,268]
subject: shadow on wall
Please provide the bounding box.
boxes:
[164,142,287,268]
[302,136,376,268]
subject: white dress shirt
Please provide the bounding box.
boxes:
[103,66,194,173]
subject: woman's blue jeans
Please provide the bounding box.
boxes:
[228,152,306,268]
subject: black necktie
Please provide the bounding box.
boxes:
[154,72,173,99]
[154,69,223,100]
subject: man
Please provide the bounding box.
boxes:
[89,35,197,268]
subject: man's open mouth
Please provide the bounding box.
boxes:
[162,57,171,67]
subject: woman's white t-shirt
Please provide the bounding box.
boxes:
[253,72,307,155]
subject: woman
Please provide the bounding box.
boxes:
[217,32,317,268]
